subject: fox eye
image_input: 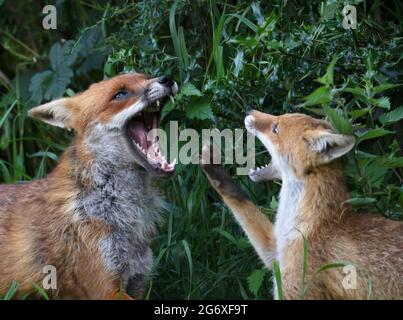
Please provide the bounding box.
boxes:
[113,90,130,100]
[272,123,279,134]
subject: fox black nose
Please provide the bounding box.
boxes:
[158,75,174,87]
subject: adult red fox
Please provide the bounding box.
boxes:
[0,73,178,299]
[201,110,403,299]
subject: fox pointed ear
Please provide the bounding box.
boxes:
[28,98,73,128]
[306,130,355,164]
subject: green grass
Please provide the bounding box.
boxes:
[1,0,403,300]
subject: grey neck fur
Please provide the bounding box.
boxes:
[72,141,163,289]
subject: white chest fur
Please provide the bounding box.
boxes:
[274,174,304,269]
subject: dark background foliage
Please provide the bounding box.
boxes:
[0,0,402,299]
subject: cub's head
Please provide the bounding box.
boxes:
[245,111,355,181]
[29,73,178,176]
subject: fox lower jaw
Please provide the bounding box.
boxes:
[249,162,281,182]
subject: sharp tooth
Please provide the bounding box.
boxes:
[170,158,177,166]
[156,100,160,107]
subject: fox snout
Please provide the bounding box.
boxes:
[144,75,178,105]
[245,110,277,134]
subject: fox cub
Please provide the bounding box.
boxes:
[0,73,178,299]
[201,110,403,299]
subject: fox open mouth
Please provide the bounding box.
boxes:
[249,160,280,182]
[125,97,176,175]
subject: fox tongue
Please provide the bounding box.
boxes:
[128,121,148,150]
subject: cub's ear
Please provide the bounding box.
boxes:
[28,98,73,128]
[306,130,355,164]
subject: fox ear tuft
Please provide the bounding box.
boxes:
[28,98,73,128]
[307,130,355,164]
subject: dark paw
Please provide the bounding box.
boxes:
[200,143,248,200]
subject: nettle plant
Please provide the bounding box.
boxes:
[301,55,403,218]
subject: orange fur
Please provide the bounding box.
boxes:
[0,73,164,299]
[201,111,403,299]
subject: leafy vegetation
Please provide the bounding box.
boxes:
[1,0,402,299]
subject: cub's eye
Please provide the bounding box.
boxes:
[272,123,279,134]
[113,90,129,100]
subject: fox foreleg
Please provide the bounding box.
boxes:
[200,144,276,267]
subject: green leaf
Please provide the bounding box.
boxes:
[27,151,59,161]
[178,26,190,68]
[3,280,18,300]
[215,228,240,247]
[375,157,403,168]
[321,1,338,20]
[233,50,244,76]
[356,128,394,142]
[266,39,283,50]
[373,83,402,95]
[323,105,352,134]
[363,161,389,187]
[229,14,258,33]
[247,269,268,297]
[181,240,193,290]
[379,106,403,125]
[349,107,370,119]
[32,283,50,300]
[317,57,337,87]
[180,83,202,97]
[272,261,283,300]
[343,87,366,99]
[76,25,106,75]
[161,99,176,119]
[303,86,331,106]
[369,96,391,109]
[302,262,348,298]
[49,41,77,70]
[42,41,77,100]
[314,262,348,274]
[365,48,376,72]
[44,67,74,100]
[29,70,52,103]
[0,100,17,128]
[0,160,11,183]
[344,197,377,207]
[215,45,225,78]
[186,98,214,120]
